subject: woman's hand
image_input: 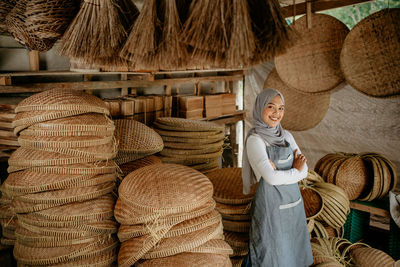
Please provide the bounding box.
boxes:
[293,149,307,172]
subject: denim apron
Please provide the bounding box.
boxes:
[242,142,313,267]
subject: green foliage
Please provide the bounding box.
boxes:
[321,0,400,29]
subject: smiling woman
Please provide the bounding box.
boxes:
[262,94,285,128]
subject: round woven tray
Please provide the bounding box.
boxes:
[350,247,395,267]
[188,239,233,255]
[224,231,249,248]
[264,68,330,131]
[335,156,368,200]
[155,128,224,138]
[159,148,223,161]
[18,135,113,149]
[115,151,155,166]
[358,155,381,201]
[274,13,349,94]
[48,247,117,267]
[15,89,109,114]
[340,9,400,98]
[221,213,250,221]
[326,156,348,184]
[19,113,115,137]
[119,155,162,177]
[14,235,118,265]
[231,246,248,257]
[164,140,224,150]
[118,210,221,242]
[300,185,324,219]
[215,202,251,216]
[155,117,224,132]
[160,146,221,156]
[114,198,216,225]
[190,160,220,172]
[142,221,223,259]
[206,168,256,205]
[221,219,250,233]
[159,133,225,144]
[160,156,220,166]
[231,257,245,267]
[114,119,164,153]
[119,163,213,214]
[137,252,230,267]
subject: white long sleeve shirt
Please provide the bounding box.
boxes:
[246,132,308,185]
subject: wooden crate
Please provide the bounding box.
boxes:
[179,109,203,119]
[203,94,222,118]
[179,96,204,111]
[221,93,236,115]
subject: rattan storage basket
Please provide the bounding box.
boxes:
[119,155,161,177]
[155,117,224,132]
[350,247,395,266]
[137,252,230,267]
[300,185,324,219]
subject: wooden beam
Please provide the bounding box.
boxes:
[0,74,244,94]
[282,0,373,18]
[28,50,40,71]
[350,201,390,218]
[0,76,11,86]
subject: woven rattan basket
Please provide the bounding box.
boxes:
[119,155,161,177]
[206,168,256,205]
[119,163,213,214]
[188,239,232,255]
[42,248,117,267]
[155,117,224,132]
[0,1,16,34]
[340,9,400,98]
[163,140,224,150]
[350,247,395,267]
[155,128,224,138]
[160,146,221,156]
[159,133,225,144]
[264,68,330,131]
[300,185,324,219]
[221,219,250,233]
[18,135,113,149]
[215,202,251,216]
[274,13,349,94]
[137,252,230,267]
[160,155,220,166]
[224,231,249,248]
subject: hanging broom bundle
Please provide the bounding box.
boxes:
[60,0,131,66]
[116,0,140,33]
[180,0,232,69]
[226,0,257,68]
[248,0,292,64]
[120,0,163,70]
[0,0,16,34]
[5,0,57,52]
[24,0,80,39]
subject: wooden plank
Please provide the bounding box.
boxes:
[199,110,246,125]
[306,0,313,29]
[350,202,390,218]
[120,73,128,96]
[0,76,11,85]
[0,74,244,94]
[28,50,40,71]
[282,0,373,17]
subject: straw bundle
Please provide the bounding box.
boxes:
[115,163,232,267]
[0,0,16,34]
[2,89,119,264]
[60,0,136,66]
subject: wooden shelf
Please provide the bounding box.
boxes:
[199,110,246,125]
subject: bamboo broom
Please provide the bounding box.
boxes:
[60,0,128,66]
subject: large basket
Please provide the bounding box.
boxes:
[350,247,395,266]
[137,252,230,267]
[335,156,368,200]
[274,13,349,94]
[264,68,330,131]
[340,9,400,98]
[155,117,224,132]
[0,0,15,34]
[119,155,161,177]
[300,185,324,219]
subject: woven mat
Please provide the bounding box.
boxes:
[206,168,256,205]
[340,9,400,98]
[119,163,213,214]
[155,117,224,132]
[215,202,251,216]
[48,247,117,267]
[335,156,368,200]
[160,156,220,166]
[264,68,330,131]
[159,133,225,144]
[155,128,224,138]
[163,140,224,150]
[137,252,230,267]
[350,247,395,267]
[159,148,223,160]
[18,135,113,149]
[119,155,161,177]
[275,13,349,94]
[188,239,233,255]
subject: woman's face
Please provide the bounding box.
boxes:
[262,95,284,127]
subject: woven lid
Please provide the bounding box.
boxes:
[160,133,225,144]
[326,156,348,184]
[13,235,118,265]
[274,13,349,94]
[114,197,216,225]
[335,156,368,200]
[358,155,381,201]
[164,140,224,150]
[206,168,256,205]
[115,151,155,166]
[215,202,251,216]
[188,239,233,255]
[231,246,248,257]
[119,163,213,214]
[18,135,113,149]
[224,231,249,248]
[350,247,395,267]
[49,247,117,267]
[375,157,391,199]
[15,89,109,114]
[160,146,221,157]
[340,9,400,98]
[155,128,223,138]
[137,252,230,267]
[221,213,250,221]
[263,68,330,131]
[159,148,224,161]
[118,210,221,242]
[299,186,324,219]
[114,119,164,153]
[119,155,161,177]
[19,113,115,137]
[142,221,223,259]
[221,219,250,233]
[160,156,220,166]
[155,117,224,132]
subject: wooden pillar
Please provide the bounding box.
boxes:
[28,50,40,71]
[306,0,313,29]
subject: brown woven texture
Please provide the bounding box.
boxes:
[300,186,324,219]
[340,9,400,98]
[159,133,225,144]
[215,202,251,216]
[160,148,224,161]
[164,140,224,150]
[119,163,213,214]
[114,198,216,225]
[48,247,117,267]
[264,68,330,131]
[114,119,163,153]
[231,246,248,257]
[115,151,154,166]
[155,128,224,138]
[160,155,221,165]
[5,0,57,51]
[221,213,250,221]
[221,219,250,233]
[206,168,256,205]
[119,155,161,177]
[19,113,115,137]
[160,146,221,156]
[224,231,249,248]
[0,0,15,34]
[350,247,395,267]
[275,13,349,94]
[137,252,230,267]
[155,117,224,132]
[142,221,223,259]
[25,0,79,39]
[335,156,368,200]
[231,257,245,267]
[18,135,113,149]
[13,235,118,265]
[189,240,232,256]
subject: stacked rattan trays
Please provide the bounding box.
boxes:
[315,152,397,201]
[1,89,119,266]
[154,117,225,174]
[0,104,19,159]
[0,191,16,247]
[114,163,232,267]
[350,247,395,266]
[114,119,164,167]
[206,168,257,266]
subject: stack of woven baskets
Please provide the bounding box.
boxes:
[154,117,225,174]
[114,163,232,266]
[315,152,397,201]
[1,89,119,265]
[0,192,16,247]
[0,104,19,159]
[206,168,257,266]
